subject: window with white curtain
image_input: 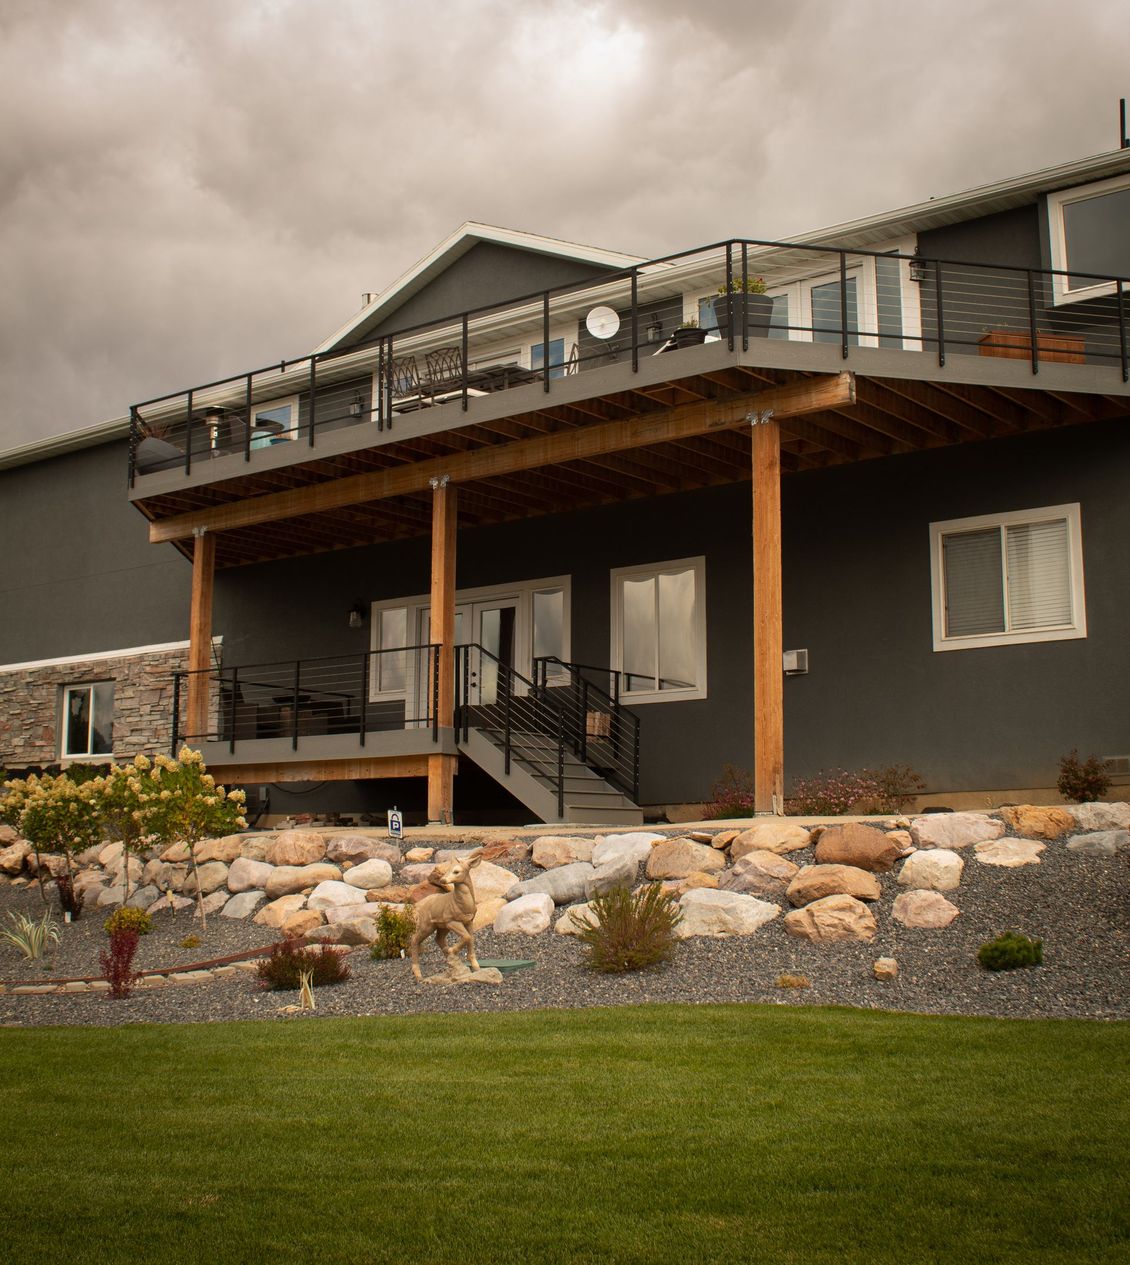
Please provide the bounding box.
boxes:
[611,557,706,701]
[929,505,1086,651]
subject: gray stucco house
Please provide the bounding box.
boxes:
[2,147,1128,824]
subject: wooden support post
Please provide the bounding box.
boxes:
[185,527,216,747]
[427,477,458,823]
[752,411,784,814]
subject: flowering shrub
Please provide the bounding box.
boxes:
[1056,750,1110,803]
[787,764,925,816]
[702,765,757,819]
[8,773,104,898]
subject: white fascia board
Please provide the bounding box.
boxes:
[0,414,131,470]
[0,637,222,675]
[315,222,644,355]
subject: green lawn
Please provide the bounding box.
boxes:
[2,1004,1127,1264]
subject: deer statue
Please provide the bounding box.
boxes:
[409,849,483,981]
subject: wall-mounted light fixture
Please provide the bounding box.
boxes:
[646,316,664,344]
[348,602,365,629]
[909,250,929,283]
[349,392,364,418]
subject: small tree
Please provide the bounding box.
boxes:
[14,773,104,902]
[98,756,162,899]
[140,748,246,930]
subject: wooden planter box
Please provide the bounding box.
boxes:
[978,330,1085,364]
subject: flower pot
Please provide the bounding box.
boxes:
[713,292,774,340]
[671,327,709,349]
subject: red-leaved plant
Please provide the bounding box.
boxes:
[100,929,141,999]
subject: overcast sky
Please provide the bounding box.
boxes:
[1,0,1126,452]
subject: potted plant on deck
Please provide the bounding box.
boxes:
[713,276,773,340]
[671,318,709,350]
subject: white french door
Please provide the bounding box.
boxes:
[418,597,519,713]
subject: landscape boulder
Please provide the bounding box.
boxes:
[494,893,554,935]
[718,850,799,897]
[676,889,780,938]
[507,862,594,906]
[124,884,160,911]
[873,958,899,980]
[0,841,30,875]
[264,863,341,900]
[897,849,964,892]
[308,880,369,910]
[266,830,326,867]
[331,917,379,946]
[225,857,274,894]
[973,838,1046,867]
[783,894,877,943]
[238,837,272,862]
[183,861,229,896]
[343,858,394,890]
[645,838,727,879]
[998,805,1074,840]
[325,835,401,866]
[404,846,435,863]
[221,891,266,919]
[814,822,908,873]
[254,894,307,929]
[786,864,881,907]
[531,836,594,868]
[583,851,639,900]
[591,832,663,867]
[1065,802,1130,832]
[892,890,960,928]
[1066,829,1128,857]
[159,842,191,864]
[282,909,324,938]
[729,822,812,859]
[365,884,415,904]
[909,812,1004,850]
[555,901,600,935]
[194,835,245,864]
[466,861,520,901]
[471,897,507,930]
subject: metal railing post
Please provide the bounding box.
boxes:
[308,356,317,446]
[461,313,469,410]
[741,241,749,352]
[359,652,369,747]
[934,261,946,367]
[503,667,512,775]
[725,242,734,351]
[376,339,385,432]
[542,292,551,392]
[1026,270,1040,375]
[244,373,253,461]
[385,335,394,430]
[228,667,238,754]
[128,408,138,488]
[184,389,193,475]
[1118,280,1128,383]
[578,678,588,764]
[630,269,639,372]
[839,250,849,360]
[557,716,565,820]
[291,660,301,751]
[433,644,440,742]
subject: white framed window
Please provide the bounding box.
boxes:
[611,557,706,702]
[370,603,410,699]
[248,395,300,449]
[61,682,114,758]
[1047,174,1130,304]
[531,337,566,379]
[929,504,1086,652]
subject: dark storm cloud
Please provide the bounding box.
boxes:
[0,0,1125,451]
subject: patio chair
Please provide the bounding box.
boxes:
[387,354,425,411]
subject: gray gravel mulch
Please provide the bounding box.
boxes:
[0,833,1126,1029]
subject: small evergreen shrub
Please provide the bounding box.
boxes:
[977,932,1044,972]
[256,939,351,991]
[179,935,202,950]
[104,907,152,937]
[1056,750,1111,803]
[370,906,415,960]
[575,885,681,974]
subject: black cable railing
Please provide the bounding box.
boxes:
[128,237,1130,487]
[534,657,641,804]
[170,645,439,754]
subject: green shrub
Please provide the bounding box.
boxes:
[104,907,153,937]
[179,935,201,950]
[977,932,1044,972]
[575,885,681,974]
[370,906,415,960]
[1056,750,1110,803]
[256,939,351,991]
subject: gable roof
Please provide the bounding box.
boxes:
[314,222,644,354]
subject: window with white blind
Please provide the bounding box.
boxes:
[929,505,1086,651]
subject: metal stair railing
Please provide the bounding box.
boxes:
[454,644,567,819]
[533,657,641,804]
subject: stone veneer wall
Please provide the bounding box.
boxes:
[0,644,191,768]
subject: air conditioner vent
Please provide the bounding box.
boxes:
[1102,755,1130,776]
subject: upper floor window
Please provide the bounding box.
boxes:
[1047,174,1130,304]
[929,504,1086,652]
[62,682,114,758]
[611,557,706,702]
[248,396,299,448]
[531,338,566,379]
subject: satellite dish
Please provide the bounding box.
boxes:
[585,305,621,339]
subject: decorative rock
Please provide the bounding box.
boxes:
[784,894,877,943]
[364,884,414,904]
[325,835,401,867]
[466,861,520,902]
[332,917,379,946]
[265,830,326,867]
[0,841,30,875]
[74,871,110,899]
[170,970,214,986]
[159,842,191,863]
[343,858,394,890]
[27,852,68,877]
[909,812,1005,850]
[183,861,229,896]
[0,824,17,843]
[194,835,245,864]
[423,965,504,987]
[873,957,899,980]
[226,857,274,893]
[814,823,908,873]
[688,831,715,844]
[404,847,434,863]
[892,890,960,928]
[308,880,368,909]
[263,863,341,900]
[142,859,187,891]
[409,881,445,903]
[1065,802,1130,831]
[221,891,266,919]
[998,805,1074,840]
[645,838,727,879]
[434,848,481,864]
[719,850,798,897]
[96,885,127,907]
[124,884,160,910]
[1066,829,1128,857]
[710,829,740,850]
[98,841,124,867]
[253,894,308,928]
[322,902,376,925]
[401,863,441,885]
[974,838,1046,867]
[729,822,812,858]
[676,889,780,938]
[897,848,964,892]
[194,891,230,917]
[494,892,554,935]
[590,832,661,868]
[281,909,324,938]
[150,893,193,914]
[555,901,599,935]
[884,830,913,851]
[786,864,881,907]
[583,851,639,900]
[507,862,594,906]
[531,836,595,868]
[106,855,144,886]
[471,897,506,931]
